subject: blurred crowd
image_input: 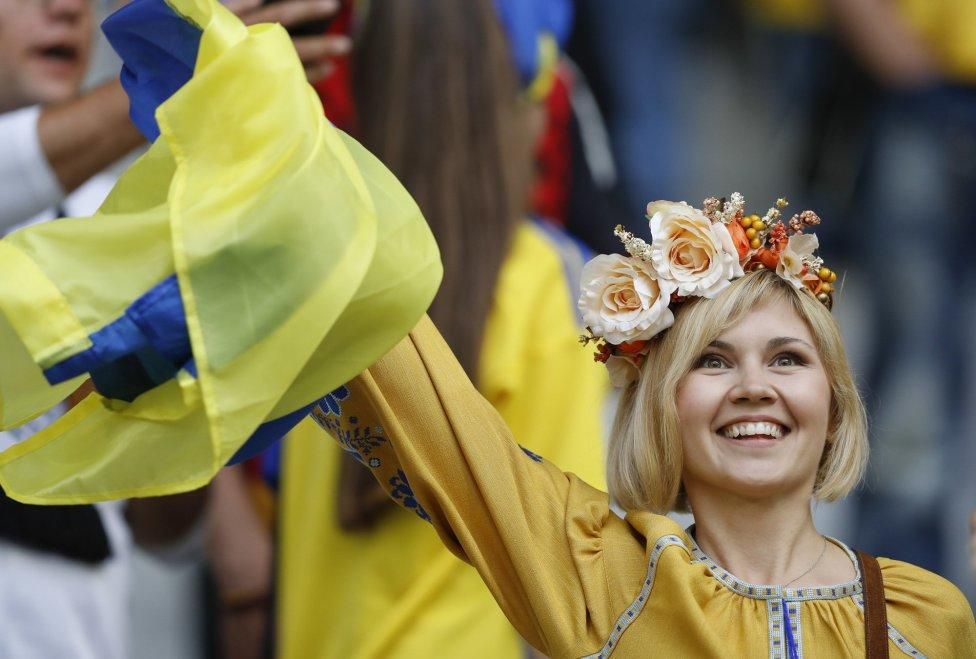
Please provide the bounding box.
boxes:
[0,0,974,657]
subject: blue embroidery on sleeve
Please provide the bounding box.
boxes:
[310,386,386,465]
[389,470,431,522]
[319,385,350,417]
[519,445,544,462]
[314,412,387,465]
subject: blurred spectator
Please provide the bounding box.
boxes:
[0,1,347,657]
[271,1,609,657]
[820,0,976,603]
[0,0,142,230]
[0,1,150,656]
[739,0,879,247]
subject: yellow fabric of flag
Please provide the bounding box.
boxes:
[0,0,441,503]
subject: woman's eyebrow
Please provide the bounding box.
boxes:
[767,336,815,350]
[708,337,815,351]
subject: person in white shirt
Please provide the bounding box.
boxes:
[0,0,347,656]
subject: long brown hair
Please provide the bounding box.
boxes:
[352,0,531,377]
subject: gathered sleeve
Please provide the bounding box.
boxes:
[309,315,618,656]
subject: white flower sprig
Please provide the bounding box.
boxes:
[613,224,653,262]
[718,192,746,225]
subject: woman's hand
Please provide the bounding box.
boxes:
[224,0,351,82]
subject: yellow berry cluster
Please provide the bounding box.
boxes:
[739,214,766,250]
[817,266,837,294]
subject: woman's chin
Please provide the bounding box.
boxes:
[690,468,812,503]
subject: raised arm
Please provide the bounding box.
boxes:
[309,315,619,656]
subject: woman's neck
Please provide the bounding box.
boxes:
[688,488,828,586]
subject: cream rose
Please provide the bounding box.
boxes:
[578,253,676,344]
[646,200,744,298]
[776,233,819,290]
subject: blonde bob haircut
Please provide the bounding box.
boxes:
[607,269,868,513]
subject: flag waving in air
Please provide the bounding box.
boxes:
[0,0,441,504]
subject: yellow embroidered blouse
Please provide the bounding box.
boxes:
[277,222,608,658]
[307,315,976,658]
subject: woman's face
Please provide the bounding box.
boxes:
[675,298,831,503]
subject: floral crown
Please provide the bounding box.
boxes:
[577,193,837,386]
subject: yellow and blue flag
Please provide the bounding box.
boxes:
[0,0,441,504]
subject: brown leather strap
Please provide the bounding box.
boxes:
[856,550,889,659]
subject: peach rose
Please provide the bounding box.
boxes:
[646,200,744,298]
[578,254,676,345]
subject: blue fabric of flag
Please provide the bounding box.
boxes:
[228,402,316,465]
[40,268,312,459]
[43,275,191,389]
[102,0,203,141]
[260,440,282,490]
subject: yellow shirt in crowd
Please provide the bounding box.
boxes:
[744,0,976,83]
[278,222,608,658]
[296,313,975,658]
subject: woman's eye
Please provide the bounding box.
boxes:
[696,354,727,369]
[772,352,805,367]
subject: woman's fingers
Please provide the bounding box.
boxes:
[295,35,349,81]
[221,0,262,17]
[293,33,351,63]
[237,0,338,28]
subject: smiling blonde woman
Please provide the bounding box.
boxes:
[310,197,975,658]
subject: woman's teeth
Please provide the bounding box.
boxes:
[721,422,784,439]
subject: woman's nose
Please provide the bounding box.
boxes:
[728,364,777,403]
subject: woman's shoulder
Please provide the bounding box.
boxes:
[877,556,976,652]
[878,556,970,604]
